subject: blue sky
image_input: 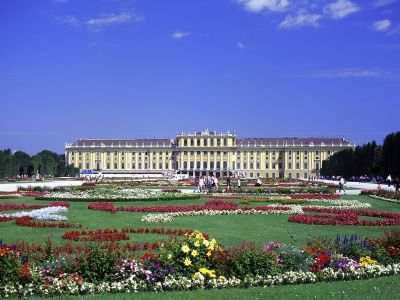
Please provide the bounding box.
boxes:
[1,0,399,154]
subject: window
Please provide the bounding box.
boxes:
[107,163,110,169]
[190,161,194,169]
[197,161,201,169]
[184,140,187,146]
[316,151,319,155]
[224,139,227,146]
[86,163,90,169]
[139,163,142,169]
[266,163,269,169]
[197,139,200,146]
[144,163,148,169]
[288,163,292,169]
[272,163,276,169]
[250,173,253,178]
[296,163,300,169]
[197,151,200,155]
[159,163,163,169]
[288,173,292,178]
[256,163,260,169]
[165,163,169,169]
[114,163,117,169]
[217,140,221,146]
[296,151,300,155]
[296,173,300,178]
[237,162,241,169]
[204,151,208,155]
[304,163,308,169]
[272,173,276,178]
[121,163,125,169]
[289,151,292,155]
[190,151,194,155]
[132,163,136,169]
[184,151,188,155]
[204,139,208,147]
[114,151,118,155]
[244,163,247,169]
[304,173,308,178]
[250,163,254,169]
[217,161,221,169]
[257,173,260,177]
[184,161,188,170]
[210,151,214,155]
[217,151,221,155]
[203,161,208,169]
[223,161,227,169]
[210,139,214,146]
[278,163,282,169]
[210,161,214,169]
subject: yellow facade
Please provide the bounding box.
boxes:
[65,130,355,178]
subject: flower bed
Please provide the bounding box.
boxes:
[0,206,70,221]
[1,230,399,298]
[15,216,81,228]
[205,194,340,200]
[62,228,200,242]
[289,207,400,226]
[36,187,199,202]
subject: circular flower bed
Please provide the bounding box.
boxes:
[288,207,400,226]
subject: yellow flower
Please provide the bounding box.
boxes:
[360,256,377,267]
[206,251,212,257]
[194,240,200,247]
[181,244,190,253]
[199,268,208,274]
[183,257,192,266]
[191,250,199,257]
[167,254,173,259]
[203,240,210,247]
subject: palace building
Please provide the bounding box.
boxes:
[65,130,355,179]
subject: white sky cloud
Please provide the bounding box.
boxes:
[235,0,290,13]
[309,68,392,78]
[279,13,321,29]
[373,19,391,31]
[57,11,143,31]
[237,42,245,49]
[171,31,192,40]
[372,0,397,7]
[323,0,360,19]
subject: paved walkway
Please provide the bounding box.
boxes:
[314,179,396,195]
[0,180,83,192]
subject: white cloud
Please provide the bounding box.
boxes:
[323,0,360,19]
[171,31,192,40]
[235,0,290,13]
[373,0,397,7]
[279,13,321,29]
[373,19,391,31]
[309,68,391,78]
[57,11,143,31]
[237,42,245,49]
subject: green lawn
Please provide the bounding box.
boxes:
[1,194,400,299]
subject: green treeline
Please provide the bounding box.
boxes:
[0,149,79,178]
[321,132,400,178]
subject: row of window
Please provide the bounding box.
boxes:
[79,162,172,170]
[181,138,229,147]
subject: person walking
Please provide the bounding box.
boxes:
[237,177,241,189]
[395,178,400,193]
[387,175,392,187]
[255,177,262,187]
[227,176,231,190]
[214,176,219,190]
[338,177,346,194]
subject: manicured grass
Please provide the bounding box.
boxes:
[15,275,400,300]
[1,195,399,247]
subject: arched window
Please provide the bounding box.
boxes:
[196,161,201,169]
[190,161,194,169]
[184,140,187,146]
[203,161,208,169]
[224,139,227,146]
[210,161,214,169]
[223,161,227,169]
[184,161,188,170]
[216,161,221,169]
[204,139,208,147]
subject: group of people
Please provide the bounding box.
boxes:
[195,176,219,193]
[386,175,400,192]
[194,175,245,193]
